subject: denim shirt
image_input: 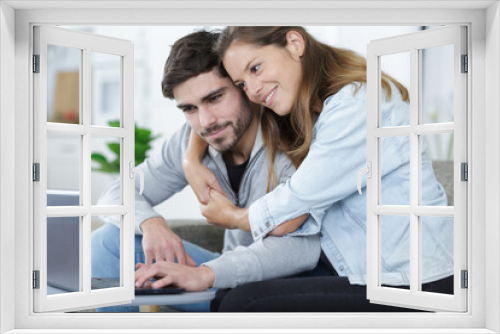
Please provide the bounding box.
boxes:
[249,82,454,286]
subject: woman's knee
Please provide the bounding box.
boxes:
[213,287,247,312]
[214,283,270,312]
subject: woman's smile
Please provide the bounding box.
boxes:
[263,86,278,106]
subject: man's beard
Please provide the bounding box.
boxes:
[200,106,253,153]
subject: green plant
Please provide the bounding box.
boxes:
[91,120,159,174]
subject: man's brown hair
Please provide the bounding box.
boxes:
[161,30,228,99]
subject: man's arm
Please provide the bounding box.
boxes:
[135,233,321,291]
[97,124,196,265]
[134,141,321,288]
[97,131,189,233]
[203,233,321,288]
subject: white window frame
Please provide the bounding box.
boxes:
[365,26,467,312]
[32,25,136,312]
[1,1,498,333]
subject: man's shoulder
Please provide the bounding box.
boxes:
[162,122,191,151]
[174,122,192,141]
[164,123,215,168]
[251,122,294,171]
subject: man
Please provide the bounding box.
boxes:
[91,30,320,312]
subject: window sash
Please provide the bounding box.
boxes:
[32,25,135,313]
[366,25,468,312]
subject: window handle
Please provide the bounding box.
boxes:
[357,161,372,195]
[129,162,145,195]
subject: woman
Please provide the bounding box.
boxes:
[184,26,454,312]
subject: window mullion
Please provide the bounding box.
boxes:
[372,123,454,138]
[46,123,129,138]
[410,46,420,293]
[365,47,379,293]
[413,123,454,135]
[373,205,455,216]
[82,47,92,295]
[121,49,135,296]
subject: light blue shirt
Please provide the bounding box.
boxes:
[249,82,453,286]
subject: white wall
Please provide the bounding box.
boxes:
[0,2,16,333]
[485,2,500,332]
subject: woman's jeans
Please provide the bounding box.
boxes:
[91,223,220,312]
[211,252,454,312]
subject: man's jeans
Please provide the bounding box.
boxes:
[91,223,220,312]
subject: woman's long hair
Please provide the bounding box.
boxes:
[216,26,409,191]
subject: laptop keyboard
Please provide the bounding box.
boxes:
[91,277,120,289]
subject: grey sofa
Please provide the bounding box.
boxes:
[171,161,454,253]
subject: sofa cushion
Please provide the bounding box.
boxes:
[432,160,454,206]
[171,223,224,253]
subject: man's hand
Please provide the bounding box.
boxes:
[140,217,197,267]
[201,189,250,231]
[135,262,214,292]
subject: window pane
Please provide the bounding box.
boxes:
[381,215,410,290]
[47,133,80,205]
[380,51,410,128]
[421,44,454,124]
[91,136,121,205]
[381,136,410,205]
[421,216,454,295]
[421,133,454,206]
[47,45,81,124]
[92,52,121,127]
[47,216,81,295]
[91,216,121,291]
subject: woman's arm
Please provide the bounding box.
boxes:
[248,88,371,240]
[201,188,308,237]
[267,213,308,236]
[183,130,225,204]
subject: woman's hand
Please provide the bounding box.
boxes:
[183,131,226,204]
[184,159,226,205]
[135,262,214,292]
[201,189,250,231]
[200,190,304,235]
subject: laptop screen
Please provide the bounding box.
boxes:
[46,189,80,293]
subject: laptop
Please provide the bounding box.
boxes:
[47,189,81,293]
[92,277,185,295]
[46,189,184,295]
